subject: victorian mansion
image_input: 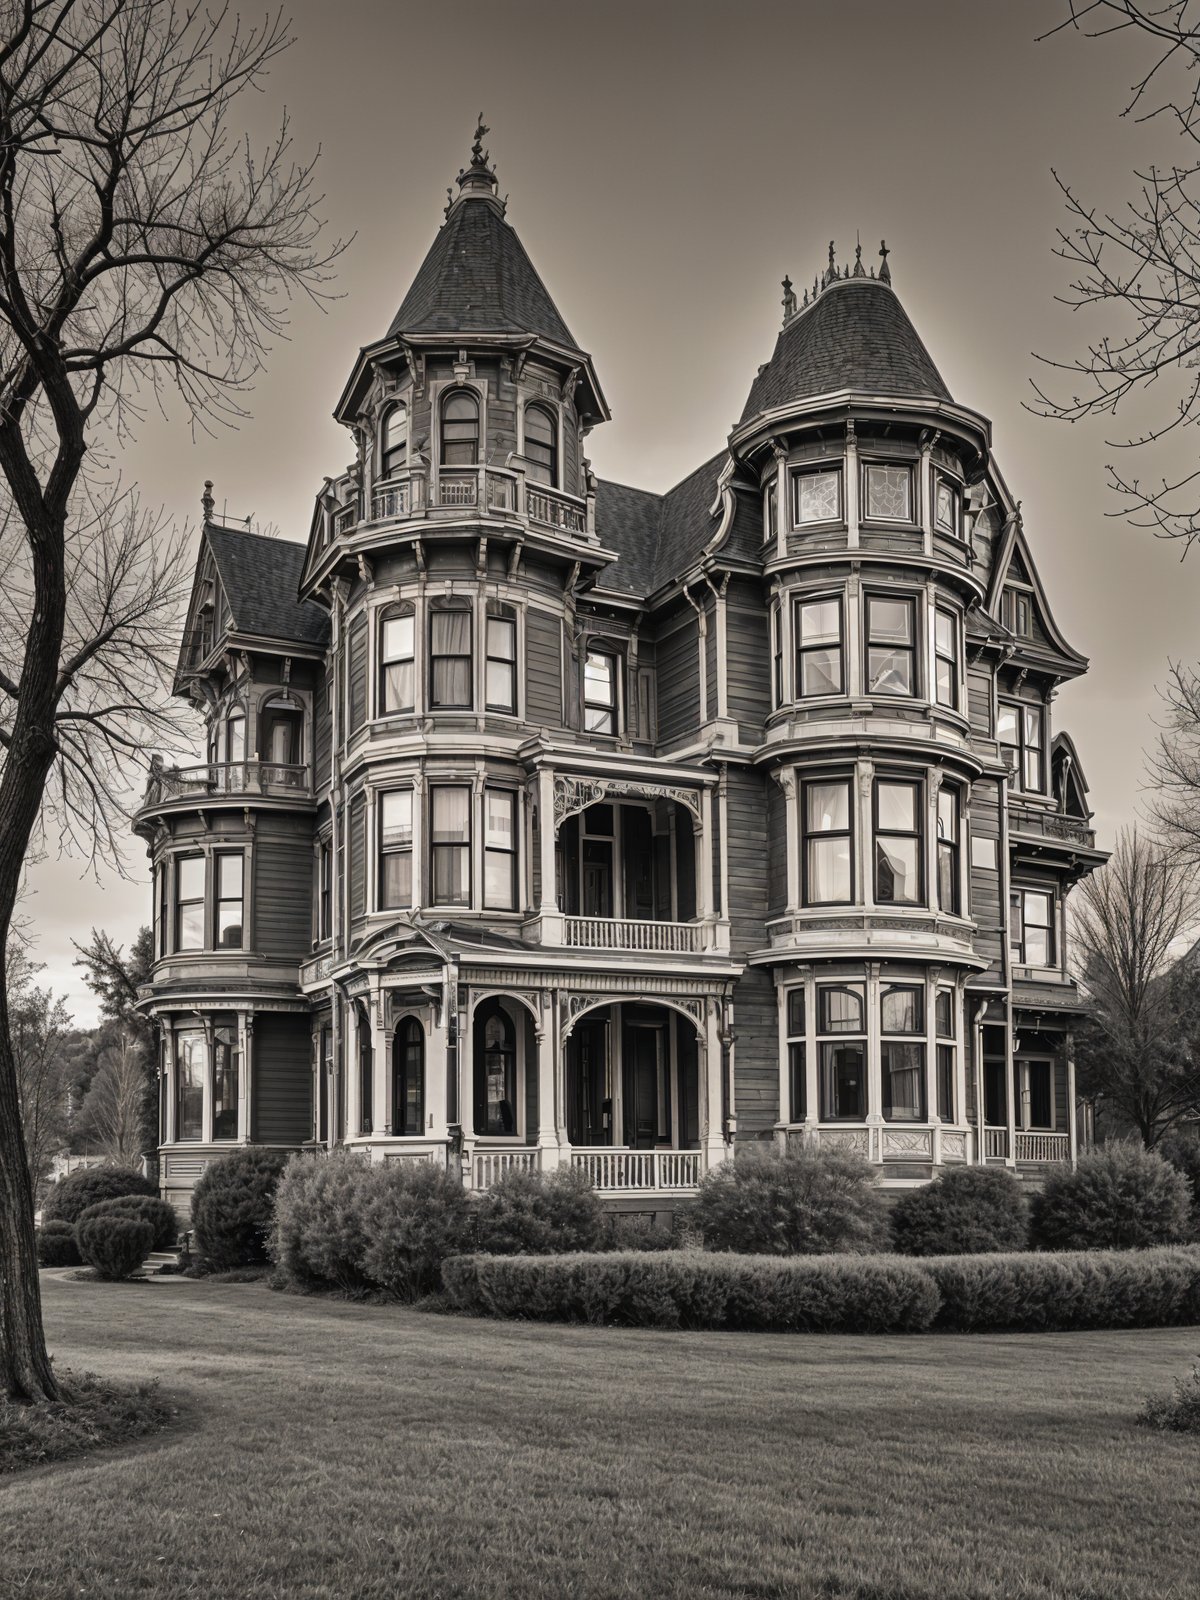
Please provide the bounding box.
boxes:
[136,128,1106,1215]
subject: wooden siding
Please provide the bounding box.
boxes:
[967,668,992,738]
[252,1013,312,1143]
[969,777,1004,978]
[349,792,366,921]
[766,777,788,917]
[253,815,313,958]
[725,765,778,1136]
[726,580,770,735]
[525,606,562,727]
[655,608,700,746]
[346,614,367,733]
[314,668,331,791]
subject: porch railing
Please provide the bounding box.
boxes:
[472,1147,541,1189]
[1014,1131,1070,1164]
[562,916,703,953]
[570,1148,703,1191]
[143,760,310,807]
[984,1127,1008,1159]
[526,483,586,534]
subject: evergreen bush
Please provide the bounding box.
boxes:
[78,1195,176,1251]
[1159,1133,1200,1233]
[360,1162,473,1300]
[36,1220,81,1267]
[890,1166,1028,1256]
[42,1165,155,1227]
[470,1165,605,1256]
[75,1215,156,1281]
[692,1143,889,1256]
[1030,1144,1192,1251]
[192,1148,289,1269]
[1140,1362,1200,1432]
[269,1152,377,1292]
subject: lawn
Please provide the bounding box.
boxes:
[1,1275,1198,1599]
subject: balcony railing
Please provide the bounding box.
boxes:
[562,916,704,953]
[143,760,310,807]
[1014,1131,1070,1164]
[526,483,586,534]
[359,468,587,535]
[471,1147,541,1189]
[371,476,424,521]
[570,1148,703,1191]
[1008,803,1096,849]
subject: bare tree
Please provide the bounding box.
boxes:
[77,1027,144,1166]
[0,3,340,1402]
[1145,660,1200,864]
[1072,829,1200,1144]
[8,940,70,1190]
[1033,3,1200,551]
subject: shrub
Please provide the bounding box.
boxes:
[42,1165,155,1228]
[269,1151,377,1292]
[1140,1362,1200,1432]
[75,1216,156,1281]
[359,1162,473,1300]
[692,1143,889,1256]
[1030,1144,1192,1251]
[470,1165,605,1256]
[192,1148,289,1270]
[1160,1133,1200,1231]
[601,1212,676,1252]
[36,1221,81,1267]
[924,1246,1200,1332]
[441,1250,939,1333]
[77,1195,176,1252]
[891,1167,1028,1256]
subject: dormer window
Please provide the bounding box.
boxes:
[934,474,960,535]
[524,402,558,488]
[381,403,408,479]
[441,390,479,467]
[864,463,913,523]
[1003,587,1033,638]
[262,696,303,767]
[792,466,842,526]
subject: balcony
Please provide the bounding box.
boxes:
[561,916,706,954]
[359,468,587,537]
[142,760,310,810]
[1008,802,1096,850]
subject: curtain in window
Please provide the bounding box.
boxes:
[431,610,472,707]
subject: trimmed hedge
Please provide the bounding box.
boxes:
[75,1216,155,1281]
[891,1167,1028,1256]
[78,1195,176,1252]
[924,1247,1200,1332]
[1030,1144,1192,1251]
[192,1148,289,1270]
[692,1143,890,1256]
[36,1220,81,1267]
[441,1250,940,1333]
[42,1165,155,1227]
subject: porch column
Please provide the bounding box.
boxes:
[697,788,714,937]
[236,1010,252,1142]
[865,962,883,1163]
[200,1017,214,1145]
[537,767,561,940]
[703,1000,726,1170]
[535,1018,561,1169]
[1065,1031,1078,1170]
[369,976,388,1137]
[1004,999,1017,1167]
[345,999,362,1137]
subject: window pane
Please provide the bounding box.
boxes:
[381,790,413,846]
[432,610,471,655]
[178,856,204,900]
[178,901,204,950]
[820,987,864,1033]
[217,854,242,898]
[432,658,471,706]
[868,598,913,643]
[484,855,515,908]
[937,788,957,841]
[433,847,469,904]
[866,464,912,521]
[877,782,917,833]
[881,986,922,1034]
[226,715,245,764]
[867,646,913,695]
[788,1042,806,1121]
[935,610,956,659]
[432,788,470,841]
[486,660,515,710]
[882,1042,925,1121]
[799,600,840,646]
[935,991,953,1037]
[800,649,842,696]
[797,470,840,523]
[585,654,613,700]
[787,989,805,1036]
[937,1043,955,1121]
[935,480,955,530]
[935,659,954,707]
[485,791,514,849]
[1025,927,1050,966]
[876,838,920,903]
[821,1041,865,1118]
[997,705,1019,745]
[383,662,414,712]
[525,405,554,451]
[938,843,958,914]
[1024,705,1042,744]
[216,902,242,947]
[487,617,516,661]
[1024,748,1042,791]
[383,614,413,660]
[584,704,615,734]
[381,852,412,908]
[807,836,851,902]
[806,781,849,832]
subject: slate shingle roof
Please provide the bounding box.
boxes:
[594,453,726,598]
[387,200,580,350]
[740,279,951,423]
[206,525,330,648]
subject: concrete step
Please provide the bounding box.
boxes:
[144,1249,184,1274]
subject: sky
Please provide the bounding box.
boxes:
[19,0,1200,1022]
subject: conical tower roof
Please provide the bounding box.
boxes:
[740,245,951,424]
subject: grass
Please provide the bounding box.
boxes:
[0,1275,1197,1599]
[0,1369,178,1477]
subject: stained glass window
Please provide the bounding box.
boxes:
[865,464,913,521]
[794,468,841,524]
[935,477,958,534]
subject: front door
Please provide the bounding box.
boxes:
[567,1019,609,1145]
[623,1023,663,1149]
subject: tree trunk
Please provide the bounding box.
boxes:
[0,992,57,1401]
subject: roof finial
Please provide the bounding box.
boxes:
[781,274,797,324]
[202,480,214,522]
[824,239,836,288]
[471,114,489,168]
[451,115,504,211]
[853,236,866,277]
[879,239,891,285]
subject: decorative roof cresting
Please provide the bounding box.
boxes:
[782,239,894,325]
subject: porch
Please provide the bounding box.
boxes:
[468,1144,705,1193]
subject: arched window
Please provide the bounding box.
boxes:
[441,390,479,467]
[381,403,408,479]
[393,1017,424,1137]
[261,696,303,767]
[473,1000,516,1137]
[379,604,415,714]
[524,402,558,488]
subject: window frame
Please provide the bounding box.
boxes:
[816,983,867,1120]
[378,788,414,911]
[879,983,926,1123]
[865,592,918,698]
[212,1023,240,1141]
[793,592,845,699]
[439,388,480,468]
[214,851,244,950]
[935,988,956,1123]
[873,776,925,907]
[429,600,474,711]
[801,775,855,907]
[764,478,778,543]
[933,472,961,537]
[862,460,915,525]
[933,605,960,711]
[483,786,519,912]
[936,784,961,916]
[175,1029,205,1143]
[786,987,805,1123]
[175,854,206,951]
[485,608,518,715]
[474,999,518,1138]
[999,699,1045,793]
[791,464,843,527]
[583,647,619,737]
[393,1017,425,1137]
[523,401,558,489]
[318,838,332,941]
[771,602,783,707]
[378,604,416,716]
[429,784,472,908]
[1011,886,1056,969]
[380,401,408,480]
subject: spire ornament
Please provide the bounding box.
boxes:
[781,274,797,323]
[853,239,866,277]
[202,480,215,522]
[879,240,891,284]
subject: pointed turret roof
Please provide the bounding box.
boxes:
[740,244,951,424]
[385,118,582,354]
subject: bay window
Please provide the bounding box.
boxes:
[874,779,923,905]
[584,650,618,735]
[430,786,471,906]
[175,1032,204,1142]
[1011,887,1055,967]
[792,466,842,525]
[999,701,1044,792]
[485,610,517,713]
[212,1024,239,1140]
[880,985,925,1122]
[379,790,414,909]
[430,602,473,709]
[803,778,853,905]
[936,786,961,915]
[380,606,415,714]
[934,474,960,536]
[786,988,805,1122]
[936,989,956,1123]
[934,606,959,710]
[484,789,518,910]
[175,855,205,951]
[795,594,844,697]
[864,462,913,522]
[866,595,916,696]
[818,985,866,1119]
[215,853,244,949]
